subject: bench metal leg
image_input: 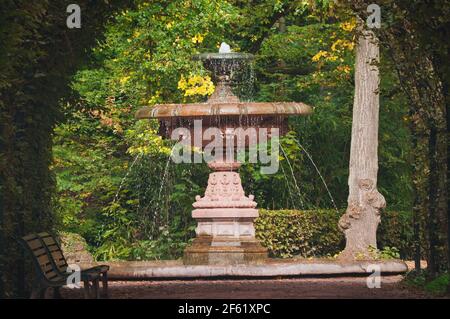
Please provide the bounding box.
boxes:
[92,278,100,299]
[53,287,63,299]
[101,272,109,298]
[83,278,100,299]
[30,287,41,299]
[30,285,47,299]
[83,280,90,299]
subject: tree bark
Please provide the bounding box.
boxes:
[411,113,422,271]
[338,28,386,260]
[427,125,438,277]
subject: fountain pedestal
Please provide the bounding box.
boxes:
[183,161,267,265]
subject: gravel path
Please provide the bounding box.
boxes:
[61,275,433,299]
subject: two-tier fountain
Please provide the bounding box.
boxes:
[136,43,312,265]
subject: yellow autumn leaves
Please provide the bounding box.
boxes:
[311,19,356,65]
[191,33,205,44]
[310,20,356,77]
[311,39,354,63]
[178,75,215,97]
[311,50,329,62]
[126,120,172,156]
[331,39,355,52]
[340,19,356,32]
[119,75,131,85]
[336,65,351,74]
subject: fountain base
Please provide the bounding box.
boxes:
[184,235,267,265]
[183,162,268,265]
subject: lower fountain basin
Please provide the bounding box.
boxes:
[136,102,312,147]
[135,101,312,119]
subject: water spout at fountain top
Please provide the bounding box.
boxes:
[219,42,231,53]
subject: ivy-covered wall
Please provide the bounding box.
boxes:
[0,0,131,298]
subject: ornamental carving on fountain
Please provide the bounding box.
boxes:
[193,166,257,209]
[136,43,312,265]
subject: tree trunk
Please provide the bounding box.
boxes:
[427,125,438,277]
[338,28,386,260]
[411,114,422,271]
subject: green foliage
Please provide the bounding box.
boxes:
[364,246,401,260]
[248,20,413,210]
[255,209,343,258]
[378,246,401,260]
[255,209,412,259]
[0,0,132,298]
[424,274,450,295]
[404,270,450,296]
[377,210,414,259]
[51,1,414,265]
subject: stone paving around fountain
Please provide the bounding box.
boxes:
[60,275,438,299]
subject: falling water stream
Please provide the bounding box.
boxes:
[294,140,339,214]
[279,158,299,209]
[113,153,142,203]
[111,143,179,240]
[156,146,175,221]
[279,144,305,209]
[144,144,177,237]
[157,147,174,203]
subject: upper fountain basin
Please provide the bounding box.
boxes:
[193,52,254,61]
[192,52,254,82]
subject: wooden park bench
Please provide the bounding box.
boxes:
[20,232,109,299]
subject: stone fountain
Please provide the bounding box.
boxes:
[136,44,313,265]
[86,43,410,279]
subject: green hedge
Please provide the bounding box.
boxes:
[377,210,414,259]
[255,209,413,259]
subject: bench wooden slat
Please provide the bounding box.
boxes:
[22,234,39,241]
[37,254,52,266]
[21,234,65,283]
[26,238,45,250]
[51,254,68,272]
[47,245,60,253]
[37,233,69,273]
[33,248,48,258]
[21,232,109,299]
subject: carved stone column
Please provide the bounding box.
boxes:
[183,161,268,265]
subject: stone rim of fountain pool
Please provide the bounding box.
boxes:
[83,259,409,279]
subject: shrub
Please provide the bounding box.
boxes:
[86,209,413,260]
[425,274,450,295]
[377,210,414,259]
[255,209,413,258]
[404,270,450,296]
